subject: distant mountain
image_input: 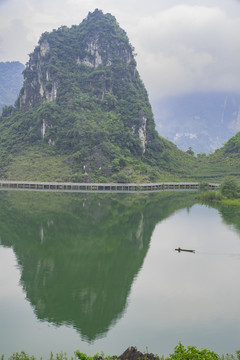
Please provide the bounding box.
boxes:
[0,9,193,182]
[0,61,24,111]
[152,92,240,154]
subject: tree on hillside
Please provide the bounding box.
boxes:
[186,147,194,156]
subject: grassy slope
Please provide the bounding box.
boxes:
[5,148,73,182]
[2,125,240,184]
[3,143,196,182]
[190,155,240,182]
[190,134,240,183]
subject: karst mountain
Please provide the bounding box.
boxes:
[0,9,195,182]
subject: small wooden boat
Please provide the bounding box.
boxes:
[175,247,195,253]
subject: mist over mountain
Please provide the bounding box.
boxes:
[0,61,24,111]
[152,92,240,155]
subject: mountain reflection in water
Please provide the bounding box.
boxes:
[0,190,196,341]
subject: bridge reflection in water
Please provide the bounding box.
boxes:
[0,180,219,192]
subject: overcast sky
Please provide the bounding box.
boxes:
[0,0,240,100]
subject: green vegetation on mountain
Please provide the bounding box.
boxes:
[0,10,240,183]
[190,132,240,182]
[0,61,24,111]
[0,9,195,182]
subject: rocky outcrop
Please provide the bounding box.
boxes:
[138,111,147,153]
[96,347,158,360]
[132,110,147,153]
[118,347,158,360]
[76,35,133,69]
[18,39,58,110]
[41,119,55,145]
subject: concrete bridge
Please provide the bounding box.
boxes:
[0,180,219,192]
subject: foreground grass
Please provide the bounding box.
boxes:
[1,344,240,360]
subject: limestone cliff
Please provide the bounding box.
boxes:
[0,9,189,182]
[18,38,57,109]
[15,9,151,154]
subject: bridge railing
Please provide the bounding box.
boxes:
[0,180,220,192]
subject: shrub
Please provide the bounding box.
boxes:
[117,172,129,183]
[197,191,223,202]
[221,350,240,360]
[199,182,209,190]
[220,177,240,199]
[165,342,219,360]
[75,352,99,360]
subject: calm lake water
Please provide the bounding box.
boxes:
[0,190,240,358]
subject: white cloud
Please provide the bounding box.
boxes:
[0,0,239,98]
[129,4,240,99]
[174,133,197,141]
